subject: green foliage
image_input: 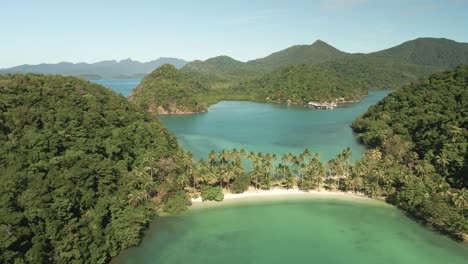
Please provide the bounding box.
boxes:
[353,65,468,188]
[235,64,368,104]
[0,74,183,263]
[374,37,468,68]
[230,173,250,194]
[133,38,467,113]
[162,190,190,214]
[246,40,349,71]
[129,64,209,114]
[201,186,224,201]
[352,65,468,239]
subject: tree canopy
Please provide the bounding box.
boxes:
[0,74,186,263]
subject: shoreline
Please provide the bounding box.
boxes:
[190,187,383,208]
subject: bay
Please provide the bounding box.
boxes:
[159,90,392,161]
[114,198,468,264]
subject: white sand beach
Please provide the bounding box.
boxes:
[191,187,373,205]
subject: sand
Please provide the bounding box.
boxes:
[190,187,375,207]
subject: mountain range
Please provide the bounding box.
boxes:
[181,38,468,77]
[131,37,468,114]
[0,57,188,79]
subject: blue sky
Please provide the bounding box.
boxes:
[1,0,468,68]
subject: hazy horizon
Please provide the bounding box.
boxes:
[2,0,468,68]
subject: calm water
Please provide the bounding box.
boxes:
[92,78,141,97]
[159,90,392,161]
[114,198,468,264]
[98,82,468,263]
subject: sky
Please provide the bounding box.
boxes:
[1,0,468,68]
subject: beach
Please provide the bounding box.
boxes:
[190,187,376,207]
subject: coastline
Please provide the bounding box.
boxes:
[190,187,384,208]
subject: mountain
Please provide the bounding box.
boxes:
[0,73,186,263]
[181,40,350,78]
[131,37,468,114]
[129,64,209,114]
[372,38,468,68]
[234,64,368,104]
[0,57,188,79]
[246,40,350,70]
[182,56,252,75]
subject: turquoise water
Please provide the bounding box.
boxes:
[159,90,392,161]
[114,198,468,264]
[93,78,141,97]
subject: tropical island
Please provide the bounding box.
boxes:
[1,39,468,263]
[130,38,468,115]
[1,63,467,263]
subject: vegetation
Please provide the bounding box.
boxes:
[353,65,468,240]
[133,38,468,114]
[246,40,350,71]
[0,58,188,79]
[0,74,190,263]
[201,186,224,201]
[234,64,368,104]
[175,143,467,241]
[129,64,209,114]
[373,37,468,68]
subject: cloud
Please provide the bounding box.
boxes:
[319,0,367,12]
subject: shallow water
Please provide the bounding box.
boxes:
[159,90,392,161]
[114,198,468,264]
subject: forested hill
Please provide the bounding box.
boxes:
[234,64,368,104]
[0,74,189,263]
[129,64,209,114]
[372,38,468,68]
[246,40,350,71]
[129,38,468,115]
[351,65,468,239]
[0,57,188,79]
[353,64,468,188]
[181,38,468,78]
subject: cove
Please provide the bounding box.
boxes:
[159,90,392,161]
[113,197,468,264]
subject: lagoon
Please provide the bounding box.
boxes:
[160,90,392,161]
[114,197,468,264]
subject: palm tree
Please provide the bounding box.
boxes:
[248,151,257,169]
[219,149,230,167]
[239,148,247,157]
[143,151,158,178]
[452,188,468,209]
[182,152,195,187]
[435,152,449,173]
[220,164,236,190]
[250,166,263,189]
[447,125,462,143]
[208,149,217,169]
[301,148,311,160]
[261,161,273,189]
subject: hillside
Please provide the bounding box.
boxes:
[351,65,468,239]
[353,64,468,188]
[131,38,468,114]
[372,38,468,68]
[181,40,350,78]
[246,40,350,71]
[0,74,188,263]
[129,64,209,114]
[234,64,368,104]
[0,57,188,79]
[320,55,440,89]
